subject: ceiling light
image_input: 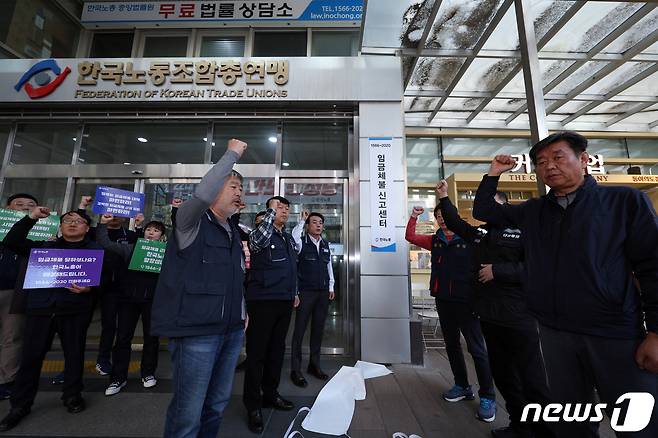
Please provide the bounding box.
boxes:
[282,162,290,167]
[137,137,148,143]
[212,142,216,146]
[203,137,207,142]
[72,137,77,141]
[123,162,131,165]
[268,136,277,143]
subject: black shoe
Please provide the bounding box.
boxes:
[307,365,329,380]
[247,409,264,433]
[0,407,30,432]
[492,426,529,438]
[62,395,86,414]
[290,371,308,388]
[263,395,294,411]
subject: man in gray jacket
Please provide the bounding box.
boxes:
[151,139,248,438]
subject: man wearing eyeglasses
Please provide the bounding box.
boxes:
[0,194,38,401]
[0,209,110,431]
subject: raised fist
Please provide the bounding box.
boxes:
[269,198,280,211]
[79,196,93,209]
[134,213,145,227]
[171,197,183,208]
[411,206,424,218]
[301,210,310,221]
[29,206,51,220]
[227,139,247,157]
[489,155,516,177]
[435,180,449,198]
[99,214,114,225]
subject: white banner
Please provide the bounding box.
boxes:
[81,1,363,27]
[369,137,396,253]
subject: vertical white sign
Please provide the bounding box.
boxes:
[369,137,396,253]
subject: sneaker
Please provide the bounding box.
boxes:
[104,381,126,396]
[95,363,111,376]
[142,376,157,388]
[442,385,475,402]
[477,397,496,423]
[51,372,65,385]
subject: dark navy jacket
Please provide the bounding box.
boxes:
[0,244,20,290]
[246,230,297,301]
[474,175,658,339]
[298,234,330,291]
[429,230,473,303]
[151,211,245,338]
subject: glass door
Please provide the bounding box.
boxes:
[280,178,349,355]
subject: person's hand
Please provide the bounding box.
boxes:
[171,197,183,208]
[134,213,145,227]
[435,180,449,199]
[635,332,658,374]
[79,196,92,209]
[411,206,424,219]
[227,138,247,157]
[329,291,335,301]
[99,214,114,225]
[68,283,92,294]
[489,155,516,177]
[29,206,50,220]
[301,210,310,222]
[269,198,281,212]
[478,264,494,283]
[294,295,300,308]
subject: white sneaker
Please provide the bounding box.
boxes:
[104,381,126,396]
[95,363,110,376]
[142,376,157,388]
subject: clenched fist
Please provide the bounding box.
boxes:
[489,155,517,177]
[435,180,449,199]
[29,206,51,220]
[227,139,247,157]
[411,206,424,218]
[79,196,93,209]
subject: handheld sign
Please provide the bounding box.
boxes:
[128,238,166,273]
[23,248,104,289]
[92,186,144,218]
[0,209,59,241]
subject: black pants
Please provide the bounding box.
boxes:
[538,324,658,438]
[97,292,120,367]
[11,312,90,410]
[481,321,554,437]
[111,300,159,383]
[291,290,329,373]
[436,299,495,399]
[243,299,293,411]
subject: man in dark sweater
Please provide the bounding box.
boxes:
[0,193,37,401]
[0,209,109,431]
[473,131,658,437]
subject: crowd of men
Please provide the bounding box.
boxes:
[0,132,656,438]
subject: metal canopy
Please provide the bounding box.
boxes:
[361,0,658,132]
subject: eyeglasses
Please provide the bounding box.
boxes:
[61,219,87,225]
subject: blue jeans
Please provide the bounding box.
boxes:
[164,328,244,438]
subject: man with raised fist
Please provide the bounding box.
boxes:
[151,139,249,438]
[473,131,658,437]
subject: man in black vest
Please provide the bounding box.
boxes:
[150,139,248,438]
[290,211,334,387]
[244,196,299,433]
[0,193,37,401]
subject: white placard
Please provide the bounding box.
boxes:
[369,137,397,253]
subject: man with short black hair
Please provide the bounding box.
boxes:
[0,194,38,400]
[473,131,658,437]
[243,195,299,433]
[289,211,335,388]
[0,209,109,431]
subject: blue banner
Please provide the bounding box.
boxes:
[92,186,144,218]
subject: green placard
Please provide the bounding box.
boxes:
[0,208,59,241]
[128,238,166,273]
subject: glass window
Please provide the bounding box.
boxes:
[79,124,206,164]
[627,139,658,158]
[0,124,11,164]
[253,32,307,57]
[11,124,77,164]
[241,178,275,229]
[406,138,440,183]
[0,0,79,58]
[142,182,198,230]
[443,163,491,178]
[442,137,531,156]
[212,122,277,165]
[1,178,68,213]
[200,36,245,57]
[90,32,134,57]
[143,36,188,57]
[311,31,358,56]
[586,138,628,158]
[282,122,348,170]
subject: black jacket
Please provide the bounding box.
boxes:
[429,231,472,303]
[440,196,534,329]
[3,216,111,316]
[473,175,658,339]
